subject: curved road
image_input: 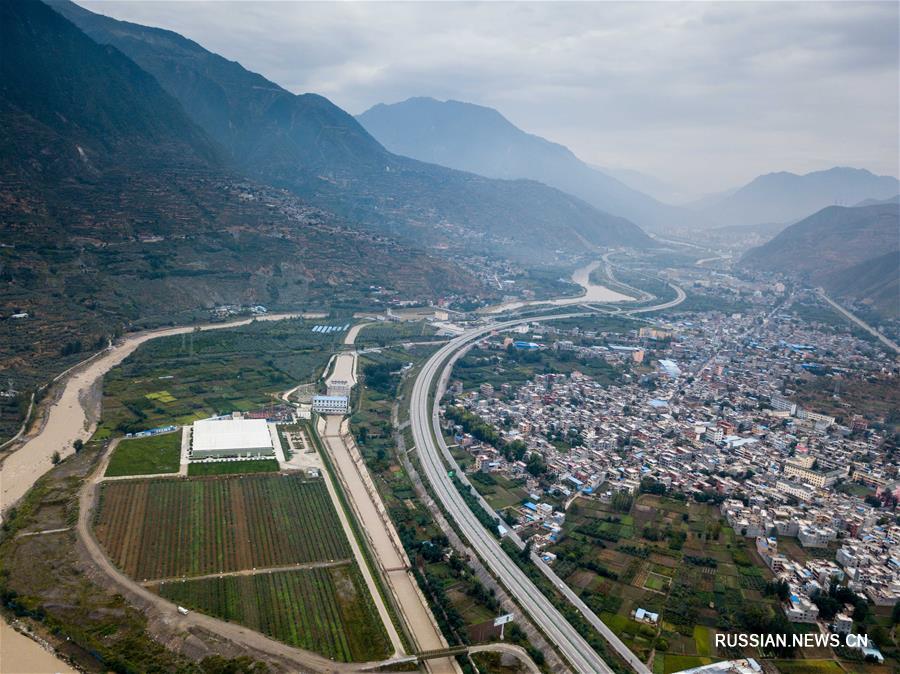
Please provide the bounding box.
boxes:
[76,440,351,673]
[410,308,669,674]
[625,281,686,315]
[0,312,309,520]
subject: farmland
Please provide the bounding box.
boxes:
[352,320,440,347]
[94,474,350,580]
[156,564,391,662]
[187,459,279,476]
[96,318,340,437]
[547,492,785,668]
[104,432,181,476]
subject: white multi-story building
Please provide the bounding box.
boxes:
[784,593,819,623]
[312,395,349,415]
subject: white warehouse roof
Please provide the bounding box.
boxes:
[192,418,273,453]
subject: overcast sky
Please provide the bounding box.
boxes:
[80,1,899,198]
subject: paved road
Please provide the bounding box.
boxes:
[818,290,900,355]
[625,281,686,315]
[410,311,656,674]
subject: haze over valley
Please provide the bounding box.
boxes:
[0,2,898,674]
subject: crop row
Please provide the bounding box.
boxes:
[94,474,351,580]
[157,565,390,662]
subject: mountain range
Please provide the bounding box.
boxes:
[51,1,651,260]
[356,97,900,240]
[357,97,688,232]
[0,0,476,407]
[741,202,900,316]
[694,167,900,229]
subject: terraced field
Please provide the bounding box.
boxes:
[94,474,349,580]
[156,565,391,662]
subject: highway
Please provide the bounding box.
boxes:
[410,310,662,674]
[817,289,900,355]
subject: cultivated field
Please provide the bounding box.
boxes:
[156,564,391,662]
[548,493,778,668]
[94,474,350,580]
[186,459,279,476]
[96,319,340,437]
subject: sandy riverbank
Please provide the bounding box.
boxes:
[481,260,632,314]
[0,313,304,517]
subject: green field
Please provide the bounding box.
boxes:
[352,320,439,346]
[772,660,845,674]
[547,493,775,662]
[469,472,529,510]
[94,475,350,579]
[654,654,714,674]
[186,459,279,476]
[104,432,181,477]
[157,565,390,662]
[97,319,337,437]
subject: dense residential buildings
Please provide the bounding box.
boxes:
[442,291,899,631]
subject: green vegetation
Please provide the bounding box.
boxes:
[352,320,439,346]
[470,472,529,510]
[351,348,419,475]
[94,475,350,579]
[0,440,269,673]
[346,346,549,663]
[452,339,622,392]
[157,565,390,662]
[97,319,337,436]
[105,432,182,476]
[187,459,279,476]
[547,493,794,663]
[771,660,845,674]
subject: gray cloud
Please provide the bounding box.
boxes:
[79,0,899,196]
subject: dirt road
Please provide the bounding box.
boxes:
[74,437,364,673]
[0,313,305,518]
[319,416,459,674]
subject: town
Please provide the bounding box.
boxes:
[442,281,898,665]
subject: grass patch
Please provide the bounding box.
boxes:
[693,625,711,656]
[772,660,844,674]
[104,432,181,476]
[659,655,714,674]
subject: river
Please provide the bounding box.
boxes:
[481,260,632,314]
[0,314,319,671]
[0,621,76,674]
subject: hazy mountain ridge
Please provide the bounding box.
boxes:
[54,2,651,259]
[741,202,900,316]
[0,0,477,396]
[356,96,690,232]
[694,167,900,228]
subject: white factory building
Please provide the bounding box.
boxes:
[190,417,275,459]
[312,395,349,415]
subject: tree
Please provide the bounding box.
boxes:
[73,439,84,453]
[51,451,61,465]
[525,454,547,477]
